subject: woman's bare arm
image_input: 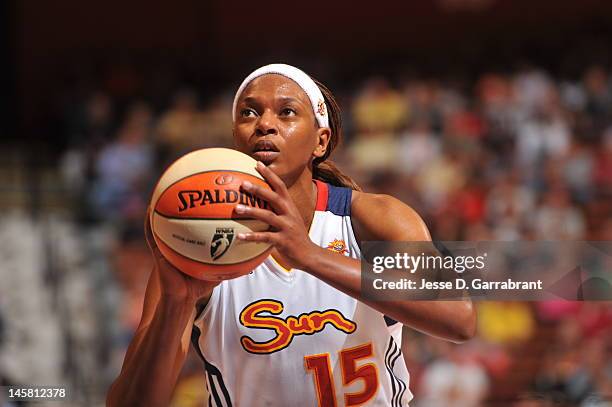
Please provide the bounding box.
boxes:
[301,192,476,342]
[106,215,218,407]
[107,279,194,406]
[236,165,476,343]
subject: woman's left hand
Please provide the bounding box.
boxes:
[235,161,319,270]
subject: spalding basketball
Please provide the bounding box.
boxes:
[150,148,273,281]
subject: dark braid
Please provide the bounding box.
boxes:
[311,78,362,191]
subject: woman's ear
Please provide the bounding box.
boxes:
[313,127,331,159]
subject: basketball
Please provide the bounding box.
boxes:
[149,148,273,281]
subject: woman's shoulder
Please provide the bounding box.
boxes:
[350,190,431,241]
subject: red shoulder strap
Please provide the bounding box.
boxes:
[314,180,328,211]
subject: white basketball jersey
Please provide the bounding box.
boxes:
[192,181,412,406]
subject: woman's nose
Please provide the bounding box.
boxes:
[255,109,278,135]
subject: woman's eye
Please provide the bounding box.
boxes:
[241,109,256,118]
[281,108,296,116]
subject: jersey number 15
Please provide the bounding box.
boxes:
[305,343,378,407]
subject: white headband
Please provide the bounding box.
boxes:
[232,63,329,128]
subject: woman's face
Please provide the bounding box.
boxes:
[233,74,329,182]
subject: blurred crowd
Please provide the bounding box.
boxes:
[58,64,612,242]
[0,62,611,406]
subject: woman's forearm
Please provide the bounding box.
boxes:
[106,295,198,407]
[303,245,476,343]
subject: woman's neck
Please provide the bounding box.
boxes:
[286,168,318,230]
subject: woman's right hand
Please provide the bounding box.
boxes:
[144,210,220,303]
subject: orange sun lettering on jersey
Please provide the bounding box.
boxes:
[239,299,357,354]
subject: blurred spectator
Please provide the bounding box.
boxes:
[60,92,116,210]
[91,102,154,222]
[562,140,596,203]
[169,350,210,407]
[515,102,571,175]
[583,66,612,120]
[68,91,115,148]
[417,342,489,407]
[477,73,516,144]
[531,187,586,239]
[594,127,612,193]
[477,302,535,345]
[414,151,467,211]
[155,88,208,162]
[536,301,583,322]
[397,119,442,175]
[347,134,398,172]
[402,80,447,133]
[485,171,535,240]
[352,77,408,135]
[199,94,234,149]
[513,68,554,114]
[170,373,208,407]
[534,328,610,405]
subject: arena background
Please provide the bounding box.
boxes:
[1,1,611,405]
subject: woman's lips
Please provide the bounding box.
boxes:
[252,150,280,164]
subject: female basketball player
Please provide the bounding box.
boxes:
[107,64,476,407]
